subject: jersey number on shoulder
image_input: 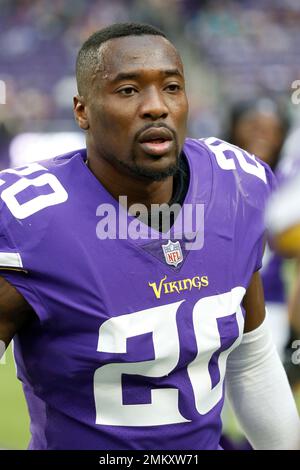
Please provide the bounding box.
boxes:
[94,287,245,426]
[0,163,68,219]
[204,137,267,183]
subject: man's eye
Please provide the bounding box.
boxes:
[118,87,137,96]
[165,84,181,92]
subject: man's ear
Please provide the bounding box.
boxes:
[73,95,89,130]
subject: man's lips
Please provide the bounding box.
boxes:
[137,127,174,156]
[138,140,174,156]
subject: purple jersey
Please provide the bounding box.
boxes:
[261,166,284,304]
[0,138,274,450]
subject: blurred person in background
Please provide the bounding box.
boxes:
[226,97,291,361]
[267,169,300,257]
[266,161,300,390]
[227,97,300,389]
[226,98,289,172]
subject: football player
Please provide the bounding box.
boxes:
[0,23,299,450]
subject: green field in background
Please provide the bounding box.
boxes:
[0,345,30,449]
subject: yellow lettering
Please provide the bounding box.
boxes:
[149,275,209,297]
[192,276,201,289]
[182,278,193,291]
[177,280,185,291]
[148,275,167,300]
[164,282,171,294]
[168,282,180,294]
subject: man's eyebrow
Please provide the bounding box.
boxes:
[162,68,183,78]
[110,68,184,82]
[110,72,140,82]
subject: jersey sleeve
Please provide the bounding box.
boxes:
[0,158,72,323]
[0,180,49,323]
[202,137,277,278]
[0,196,26,270]
[254,159,277,272]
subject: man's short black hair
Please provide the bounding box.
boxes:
[76,22,167,96]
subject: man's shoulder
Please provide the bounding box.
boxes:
[0,149,88,270]
[0,148,87,229]
[184,136,275,194]
[0,148,86,179]
[33,148,87,172]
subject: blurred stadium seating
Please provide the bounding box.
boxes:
[1,0,300,169]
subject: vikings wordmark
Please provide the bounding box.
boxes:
[148,274,209,299]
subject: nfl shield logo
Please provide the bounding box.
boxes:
[162,240,183,267]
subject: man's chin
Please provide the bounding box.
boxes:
[129,161,179,181]
[134,164,179,181]
[118,153,180,181]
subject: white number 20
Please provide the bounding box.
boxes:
[204,137,267,183]
[0,163,68,219]
[94,287,245,426]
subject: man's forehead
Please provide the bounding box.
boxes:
[98,35,183,78]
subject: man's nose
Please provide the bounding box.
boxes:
[139,87,168,120]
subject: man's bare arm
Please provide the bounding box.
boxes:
[0,275,35,349]
[243,270,266,332]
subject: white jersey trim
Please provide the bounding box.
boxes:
[0,252,23,269]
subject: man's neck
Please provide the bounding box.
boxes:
[87,155,174,210]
